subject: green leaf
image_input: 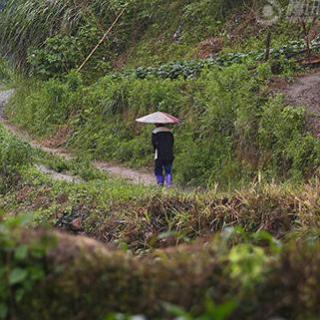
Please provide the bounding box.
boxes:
[9,268,28,285]
[164,302,191,319]
[15,288,25,302]
[0,304,7,319]
[14,245,28,261]
[208,299,238,320]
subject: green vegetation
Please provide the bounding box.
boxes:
[133,39,318,80]
[2,0,320,318]
[0,0,249,75]
[1,133,320,318]
[2,0,315,189]
[0,0,305,76]
[0,126,31,192]
[0,216,54,320]
[1,217,320,319]
[7,62,320,188]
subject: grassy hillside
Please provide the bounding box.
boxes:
[2,0,320,319]
[2,0,316,188]
[0,119,320,319]
[0,0,296,75]
[7,60,320,188]
[0,0,248,71]
[1,0,311,186]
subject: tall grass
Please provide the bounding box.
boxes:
[0,58,22,84]
[0,0,251,69]
[0,0,148,67]
[0,0,89,66]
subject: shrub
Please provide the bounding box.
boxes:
[27,23,113,78]
[27,36,82,78]
[0,216,54,320]
[259,96,320,180]
[0,126,32,191]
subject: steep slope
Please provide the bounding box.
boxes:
[0,0,250,72]
[285,71,320,135]
[0,0,300,77]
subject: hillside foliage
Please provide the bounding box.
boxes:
[0,0,249,73]
[7,62,320,187]
[2,0,320,318]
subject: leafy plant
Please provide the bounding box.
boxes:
[133,37,319,80]
[27,36,81,78]
[228,244,270,289]
[166,299,238,320]
[0,126,32,191]
[259,96,320,179]
[0,215,53,319]
[0,60,15,83]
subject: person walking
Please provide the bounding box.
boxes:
[136,111,179,187]
[152,124,174,187]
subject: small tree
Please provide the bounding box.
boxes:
[288,0,320,61]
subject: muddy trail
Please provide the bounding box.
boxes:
[0,88,154,186]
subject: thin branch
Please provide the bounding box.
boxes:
[77,6,127,72]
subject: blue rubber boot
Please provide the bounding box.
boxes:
[156,175,164,186]
[166,174,173,188]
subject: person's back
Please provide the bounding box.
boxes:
[152,125,174,187]
[152,126,174,161]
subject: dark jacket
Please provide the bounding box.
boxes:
[152,127,174,161]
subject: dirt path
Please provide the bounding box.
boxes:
[2,72,320,186]
[35,164,82,184]
[284,70,320,135]
[0,88,155,186]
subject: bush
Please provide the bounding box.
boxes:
[27,36,82,78]
[27,23,113,79]
[0,126,32,191]
[0,216,54,320]
[0,0,243,71]
[259,96,320,180]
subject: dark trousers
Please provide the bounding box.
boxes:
[154,159,173,186]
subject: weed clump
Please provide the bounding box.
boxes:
[0,126,31,191]
[3,167,320,253]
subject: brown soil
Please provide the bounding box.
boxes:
[197,37,224,59]
[42,125,72,149]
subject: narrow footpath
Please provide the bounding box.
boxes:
[0,88,154,186]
